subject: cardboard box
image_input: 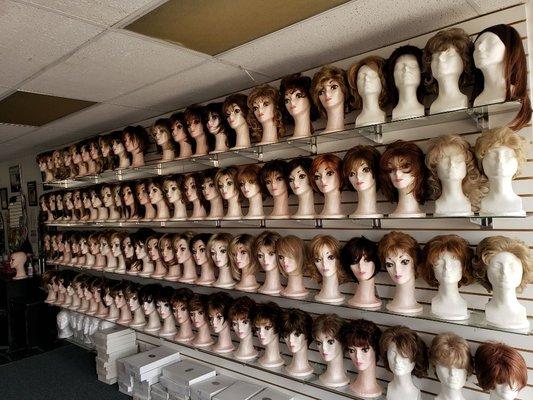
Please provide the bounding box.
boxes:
[125,346,181,376]
[212,381,264,400]
[249,388,294,400]
[162,360,216,387]
[190,375,235,400]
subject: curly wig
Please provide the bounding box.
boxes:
[378,231,421,277]
[380,325,428,378]
[342,319,382,362]
[311,66,349,118]
[474,127,526,177]
[228,296,256,322]
[247,84,285,140]
[430,332,473,375]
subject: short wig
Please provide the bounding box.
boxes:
[340,236,381,282]
[229,234,259,280]
[378,231,421,278]
[430,333,473,375]
[308,235,349,283]
[207,292,233,321]
[312,313,346,341]
[259,160,289,191]
[228,296,256,322]
[342,145,382,190]
[276,235,309,278]
[347,56,388,110]
[279,72,319,124]
[122,125,149,153]
[280,308,313,343]
[253,231,281,255]
[310,153,343,192]
[252,301,282,334]
[380,325,428,378]
[341,319,382,362]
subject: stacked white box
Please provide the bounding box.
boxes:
[151,383,170,400]
[159,360,216,399]
[212,381,265,400]
[190,375,235,400]
[93,326,137,385]
[249,388,295,400]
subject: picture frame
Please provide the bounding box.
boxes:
[9,165,21,193]
[0,188,8,210]
[27,181,37,206]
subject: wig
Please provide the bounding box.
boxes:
[147,179,170,208]
[158,234,176,264]
[308,235,349,283]
[280,308,313,344]
[247,84,285,140]
[378,231,421,278]
[163,174,185,201]
[170,287,194,311]
[188,293,208,314]
[253,231,281,256]
[259,160,289,193]
[207,292,233,322]
[229,234,259,280]
[151,118,177,154]
[90,277,107,303]
[190,233,213,263]
[341,319,382,362]
[473,24,531,130]
[386,45,425,105]
[182,172,209,210]
[139,284,160,306]
[172,231,195,255]
[380,325,428,378]
[121,182,141,219]
[123,281,141,302]
[473,235,532,293]
[474,342,527,392]
[222,93,251,131]
[474,127,526,177]
[342,145,382,190]
[237,164,267,197]
[155,285,174,309]
[206,233,233,262]
[430,333,473,375]
[423,28,473,93]
[420,235,475,287]
[311,66,349,118]
[347,56,388,109]
[340,236,381,282]
[279,73,319,125]
[89,140,103,174]
[228,296,256,322]
[252,301,281,334]
[215,166,241,200]
[312,313,346,341]
[310,153,343,192]
[122,125,149,153]
[379,140,428,204]
[98,133,117,171]
[204,102,235,147]
[169,111,196,154]
[426,134,488,209]
[275,235,309,278]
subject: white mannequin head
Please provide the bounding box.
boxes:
[394,54,421,90]
[482,146,518,179]
[387,342,415,376]
[430,333,472,394]
[473,32,506,69]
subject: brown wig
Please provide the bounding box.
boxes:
[308,235,349,283]
[151,118,177,154]
[259,159,289,193]
[312,313,346,341]
[98,133,117,171]
[430,333,473,375]
[207,292,233,322]
[237,164,266,197]
[247,84,285,140]
[380,325,428,378]
[276,235,309,278]
[420,235,475,288]
[229,234,259,280]
[379,140,428,204]
[342,145,382,191]
[204,102,235,148]
[378,231,421,277]
[310,153,343,192]
[122,125,149,153]
[228,296,256,322]
[253,231,281,256]
[182,172,209,210]
[252,301,281,334]
[170,287,194,312]
[311,66,349,117]
[123,282,141,302]
[280,308,313,344]
[279,72,319,125]
[222,93,252,137]
[386,45,425,105]
[188,293,208,314]
[340,236,381,282]
[341,319,382,362]
[347,56,388,109]
[473,24,531,130]
[169,111,196,154]
[474,342,527,392]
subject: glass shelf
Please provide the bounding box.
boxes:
[53,263,531,337]
[44,101,520,189]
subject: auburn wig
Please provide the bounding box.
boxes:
[378,231,421,277]
[342,145,382,190]
[310,153,343,192]
[380,325,428,378]
[347,56,388,109]
[311,66,349,118]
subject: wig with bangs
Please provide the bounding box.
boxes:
[247,84,285,140]
[259,160,289,192]
[378,231,421,277]
[430,333,473,375]
[229,234,259,280]
[380,325,428,378]
[280,308,313,343]
[253,231,281,255]
[342,319,382,362]
[347,56,388,110]
[310,154,343,192]
[342,145,382,190]
[311,66,349,118]
[275,235,309,278]
[207,292,233,321]
[420,234,475,288]
[169,111,196,154]
[151,118,177,154]
[188,293,208,314]
[308,235,349,283]
[252,302,282,334]
[122,125,149,153]
[237,164,266,197]
[312,313,346,341]
[474,127,526,177]
[215,166,241,200]
[228,296,256,322]
[340,236,381,283]
[279,73,319,125]
[206,233,233,263]
[170,287,194,311]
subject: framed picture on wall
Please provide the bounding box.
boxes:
[9,165,21,193]
[0,188,8,210]
[27,181,37,206]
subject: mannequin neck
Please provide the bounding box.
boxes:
[162,314,177,333]
[479,64,506,94]
[108,205,119,218]
[194,134,208,156]
[214,132,229,152]
[292,111,312,137]
[489,390,513,400]
[78,162,88,175]
[355,187,378,215]
[295,190,315,217]
[260,120,278,144]
[290,345,311,370]
[391,372,418,393]
[263,335,282,362]
[237,332,255,357]
[128,203,138,219]
[162,148,175,161]
[391,278,418,309]
[85,253,95,266]
[95,254,106,269]
[322,189,342,216]
[324,352,346,381]
[178,139,193,159]
[325,104,345,132]
[44,170,54,182]
[286,273,306,294]
[172,199,187,219]
[70,293,80,308]
[97,207,108,220]
[226,196,242,218]
[119,304,132,323]
[132,307,145,325]
[146,309,161,329]
[141,256,154,273]
[487,176,515,197]
[319,273,342,299]
[153,259,167,276]
[117,154,129,169]
[440,178,468,202]
[437,384,466,400]
[131,150,144,167]
[89,208,98,220]
[491,285,520,307]
[144,202,156,219]
[96,301,108,317]
[63,293,72,307]
[397,85,423,108]
[116,254,126,272]
[88,298,98,313]
[436,75,464,99]
[107,303,119,319]
[198,262,215,283]
[215,323,233,349]
[238,271,258,289]
[105,254,117,270]
[208,196,224,219]
[79,298,89,311]
[180,258,196,281]
[352,362,380,395]
[437,281,463,302]
[195,323,212,344]
[247,193,264,218]
[361,93,383,113]
[154,200,170,219]
[166,263,180,279]
[262,268,281,292]
[234,124,251,148]
[191,198,206,219]
[177,318,193,340]
[395,187,422,215]
[215,265,233,286]
[271,193,289,217]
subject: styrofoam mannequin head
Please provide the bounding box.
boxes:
[487,251,523,291]
[394,54,421,89]
[436,145,467,181]
[436,365,468,390]
[387,343,415,376]
[473,32,506,69]
[431,46,464,79]
[10,251,27,270]
[356,65,383,97]
[482,146,519,178]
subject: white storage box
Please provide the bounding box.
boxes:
[212,381,264,400]
[249,388,294,400]
[126,346,181,376]
[190,375,235,400]
[162,360,216,387]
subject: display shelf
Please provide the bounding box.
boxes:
[53,263,532,338]
[43,101,520,190]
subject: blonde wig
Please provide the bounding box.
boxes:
[311,65,349,118]
[474,127,526,177]
[473,235,532,293]
[206,233,233,263]
[430,333,473,375]
[426,134,488,210]
[228,234,259,280]
[172,231,195,254]
[308,235,349,283]
[246,84,285,140]
[276,235,309,278]
[347,56,388,109]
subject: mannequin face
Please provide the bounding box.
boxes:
[436,145,467,181]
[435,364,467,390]
[350,254,376,282]
[123,133,139,153]
[56,194,63,210]
[175,239,192,264]
[201,177,218,201]
[49,195,56,211]
[59,282,67,294]
[99,237,111,256]
[112,139,126,155]
[384,250,415,285]
[431,46,464,79]
[285,331,307,354]
[148,183,164,204]
[172,120,187,142]
[100,141,110,157]
[348,345,376,372]
[157,301,171,319]
[234,243,251,270]
[92,287,101,302]
[357,65,382,97]
[73,192,82,209]
[83,287,93,301]
[184,177,198,202]
[160,239,174,263]
[388,162,415,191]
[142,299,155,315]
[66,284,75,296]
[264,172,288,198]
[122,186,134,206]
[313,164,340,194]
[210,241,229,268]
[173,302,189,324]
[482,146,518,178]
[64,193,74,210]
[89,240,100,255]
[147,238,160,261]
[192,240,208,266]
[289,166,312,196]
[128,294,140,311]
[493,383,520,400]
[82,193,91,209]
[387,343,415,376]
[433,251,463,285]
[232,317,252,339]
[113,187,122,207]
[257,245,277,272]
[122,237,134,258]
[314,245,338,278]
[164,180,181,203]
[315,332,342,362]
[190,309,207,328]
[278,253,298,275]
[153,126,170,146]
[394,54,421,88]
[135,242,147,259]
[239,178,261,199]
[474,32,506,69]
[75,283,83,298]
[71,242,79,254]
[318,79,344,110]
[487,251,523,291]
[217,174,237,200]
[64,241,71,253]
[89,143,99,160]
[206,112,222,134]
[114,291,125,308]
[225,104,246,129]
[209,311,226,333]
[136,184,149,205]
[187,116,204,139]
[284,89,311,117]
[349,160,376,192]
[111,237,122,257]
[72,150,82,164]
[252,96,275,124]
[81,147,91,162]
[91,191,102,208]
[63,151,72,167]
[255,321,276,346]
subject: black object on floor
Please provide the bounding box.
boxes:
[0,344,129,400]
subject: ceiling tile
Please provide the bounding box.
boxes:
[112,60,271,112]
[21,31,207,102]
[466,0,521,14]
[217,0,479,78]
[0,1,103,87]
[0,123,37,143]
[22,0,162,27]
